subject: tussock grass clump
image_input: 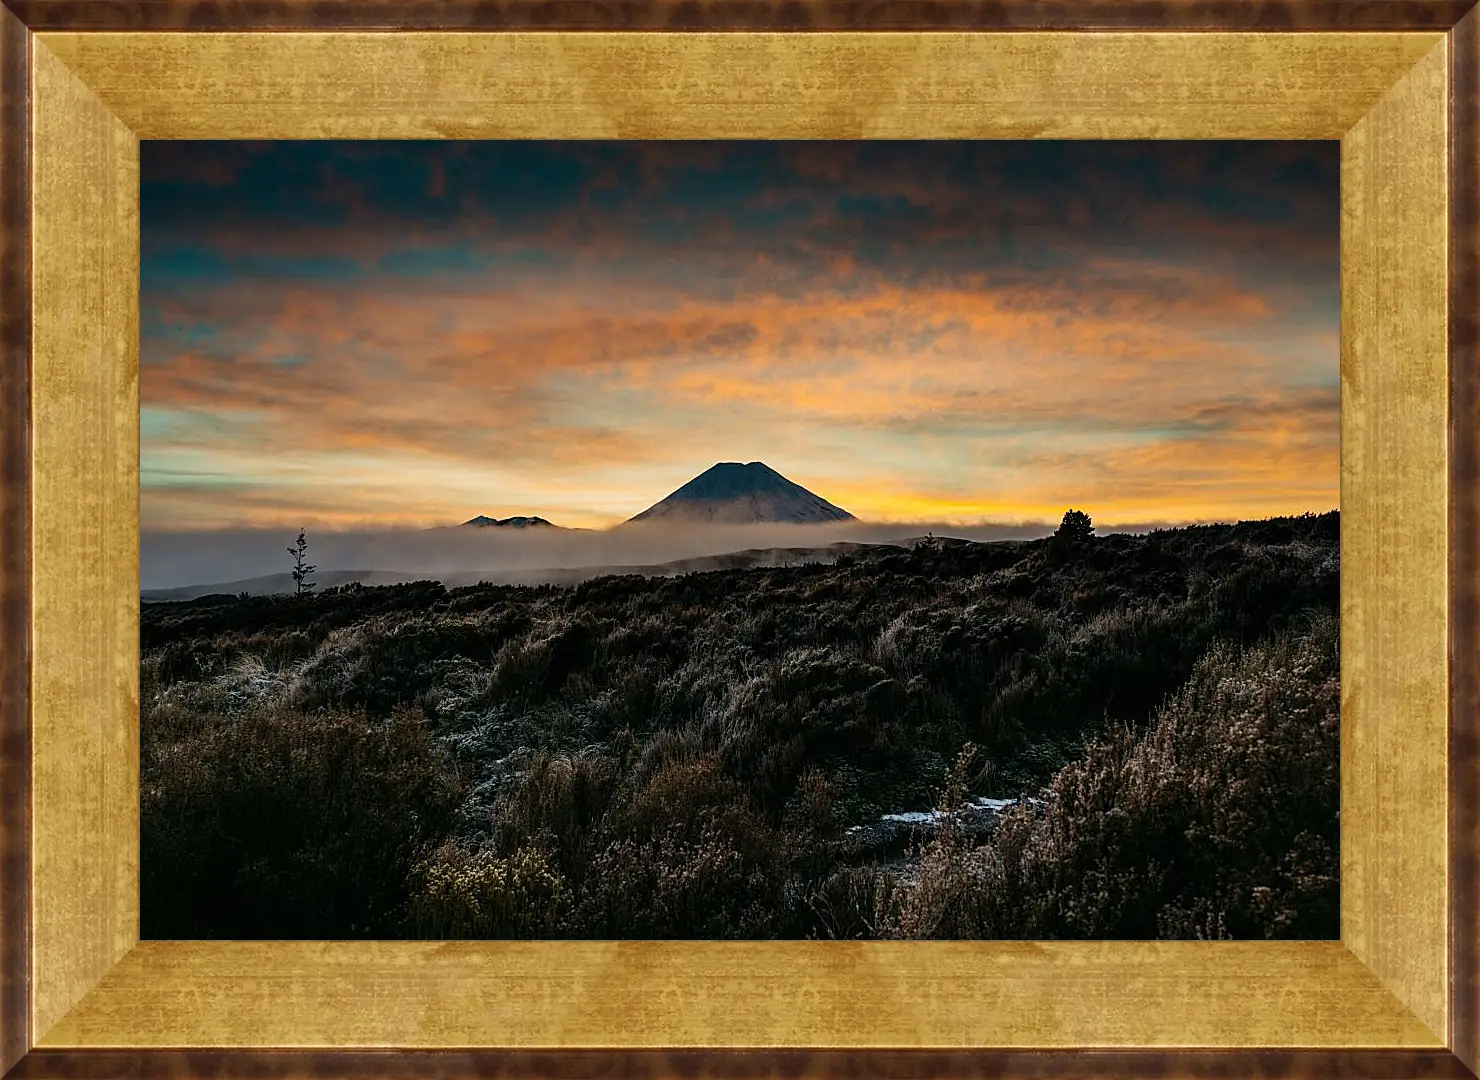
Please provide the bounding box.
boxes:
[488,748,618,877]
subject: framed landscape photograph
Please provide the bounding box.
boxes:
[1,4,1478,1079]
[133,137,1345,947]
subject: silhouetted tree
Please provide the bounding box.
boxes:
[287,530,316,597]
[1056,510,1095,543]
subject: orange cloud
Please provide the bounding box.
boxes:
[142,248,1336,532]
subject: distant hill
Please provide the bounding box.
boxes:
[142,569,424,603]
[461,515,559,529]
[432,540,912,589]
[625,462,855,525]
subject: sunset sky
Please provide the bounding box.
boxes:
[140,141,1339,532]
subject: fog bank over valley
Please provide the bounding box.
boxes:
[142,519,1085,595]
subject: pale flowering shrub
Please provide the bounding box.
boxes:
[410,843,571,938]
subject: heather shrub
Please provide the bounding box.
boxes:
[577,824,780,938]
[141,704,464,938]
[575,754,788,937]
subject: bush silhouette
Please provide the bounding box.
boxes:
[1056,509,1095,542]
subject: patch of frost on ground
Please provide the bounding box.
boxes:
[846,794,1043,835]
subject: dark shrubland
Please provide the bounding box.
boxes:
[882,611,1339,940]
[140,512,1340,939]
[140,702,464,938]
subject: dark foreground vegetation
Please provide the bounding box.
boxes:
[140,512,1340,940]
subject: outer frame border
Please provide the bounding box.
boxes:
[0,4,1476,1078]
[1,0,1478,30]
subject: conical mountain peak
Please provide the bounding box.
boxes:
[626,462,855,525]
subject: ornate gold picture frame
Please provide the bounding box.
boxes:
[0,3,1477,1076]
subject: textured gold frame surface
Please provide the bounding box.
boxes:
[0,7,1477,1078]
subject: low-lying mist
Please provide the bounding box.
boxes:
[142,519,1088,593]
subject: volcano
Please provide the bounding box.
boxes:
[625,462,855,525]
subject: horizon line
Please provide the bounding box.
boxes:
[142,508,1343,537]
